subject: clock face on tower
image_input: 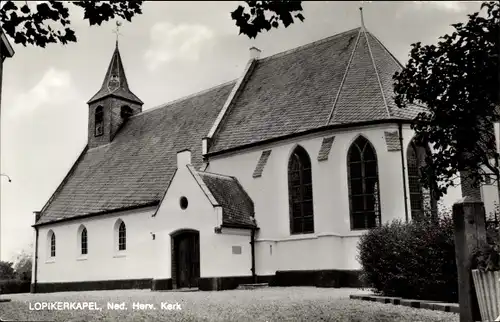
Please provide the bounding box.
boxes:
[107,75,120,92]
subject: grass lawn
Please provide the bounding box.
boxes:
[0,287,458,322]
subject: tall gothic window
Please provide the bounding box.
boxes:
[121,105,133,119]
[288,146,314,234]
[81,227,88,255]
[95,106,104,137]
[49,231,56,257]
[118,221,126,251]
[348,136,381,230]
[407,140,436,220]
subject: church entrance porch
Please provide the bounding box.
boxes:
[171,229,200,289]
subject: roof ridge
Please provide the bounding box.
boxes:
[325,28,362,125]
[362,28,391,117]
[367,31,404,69]
[129,79,237,119]
[197,169,236,180]
[259,27,361,62]
[206,58,259,143]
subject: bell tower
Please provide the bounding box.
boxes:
[87,36,143,148]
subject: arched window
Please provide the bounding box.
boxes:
[95,106,104,136]
[348,136,381,230]
[288,146,314,234]
[121,105,133,119]
[49,231,56,257]
[407,139,436,220]
[118,221,126,251]
[81,227,88,255]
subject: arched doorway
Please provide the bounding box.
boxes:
[171,230,200,289]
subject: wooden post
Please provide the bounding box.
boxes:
[453,196,487,322]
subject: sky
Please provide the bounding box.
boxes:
[0,1,485,261]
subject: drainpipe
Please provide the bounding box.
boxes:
[398,123,409,222]
[32,226,39,293]
[250,228,256,284]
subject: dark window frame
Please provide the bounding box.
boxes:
[288,145,314,235]
[348,136,381,230]
[50,232,56,257]
[81,227,88,255]
[95,106,104,137]
[407,139,437,220]
[118,221,126,251]
[121,105,133,119]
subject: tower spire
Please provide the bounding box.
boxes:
[359,6,365,30]
[86,25,142,105]
[112,21,122,48]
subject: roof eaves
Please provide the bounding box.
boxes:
[206,118,413,158]
[87,91,143,105]
[325,28,363,125]
[34,202,159,227]
[363,28,391,117]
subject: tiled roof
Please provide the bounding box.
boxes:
[36,81,236,225]
[208,27,427,154]
[196,171,256,228]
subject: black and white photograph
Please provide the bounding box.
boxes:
[0,1,499,321]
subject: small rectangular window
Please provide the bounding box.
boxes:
[232,246,242,255]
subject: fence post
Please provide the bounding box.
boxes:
[453,196,487,322]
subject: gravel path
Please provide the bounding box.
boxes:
[0,287,458,322]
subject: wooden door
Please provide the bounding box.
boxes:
[176,232,200,288]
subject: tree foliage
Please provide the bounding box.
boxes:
[13,249,32,281]
[0,1,306,48]
[393,1,500,198]
[231,1,305,39]
[0,0,304,47]
[0,261,15,280]
[0,0,144,47]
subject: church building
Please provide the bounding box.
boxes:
[31,21,444,293]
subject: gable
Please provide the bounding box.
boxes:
[36,81,236,225]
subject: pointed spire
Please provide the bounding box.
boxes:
[113,21,122,50]
[87,38,142,105]
[359,6,365,30]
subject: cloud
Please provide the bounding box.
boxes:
[413,1,467,13]
[4,68,79,119]
[143,22,215,71]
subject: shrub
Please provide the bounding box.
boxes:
[0,279,30,294]
[357,215,458,303]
